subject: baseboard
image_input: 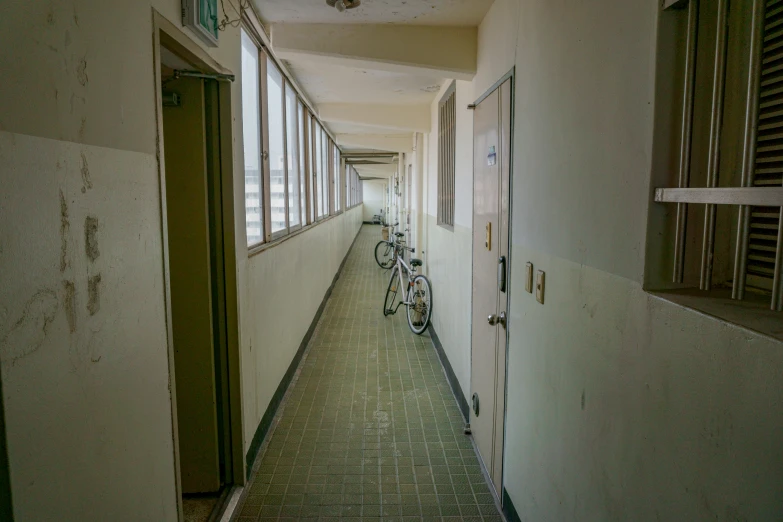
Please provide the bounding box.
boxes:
[502,488,521,522]
[428,325,470,422]
[244,225,363,478]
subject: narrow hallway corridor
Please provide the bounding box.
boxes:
[233,226,502,521]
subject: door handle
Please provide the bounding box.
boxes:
[498,256,506,293]
[487,312,506,328]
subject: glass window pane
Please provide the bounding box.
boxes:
[267,58,286,233]
[334,145,340,212]
[309,116,316,222]
[321,130,329,215]
[316,122,324,218]
[298,101,306,225]
[285,84,300,228]
[241,31,263,246]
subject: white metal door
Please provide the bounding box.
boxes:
[470,78,512,494]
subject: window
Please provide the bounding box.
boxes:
[650,0,783,336]
[438,81,456,229]
[334,144,341,212]
[314,121,324,218]
[266,58,286,235]
[241,30,263,246]
[241,25,346,249]
[298,101,307,225]
[321,129,330,216]
[308,116,316,223]
[285,83,300,229]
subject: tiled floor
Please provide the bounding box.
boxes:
[233,225,503,521]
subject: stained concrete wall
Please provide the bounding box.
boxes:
[422,0,783,519]
[0,0,361,519]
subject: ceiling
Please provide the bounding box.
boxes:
[255,0,493,26]
[252,0,491,174]
[282,59,442,105]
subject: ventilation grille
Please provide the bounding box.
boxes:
[748,0,783,291]
[438,84,456,228]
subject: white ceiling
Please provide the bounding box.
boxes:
[253,0,491,152]
[255,0,493,26]
[282,59,442,105]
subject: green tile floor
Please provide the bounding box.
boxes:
[232,225,503,522]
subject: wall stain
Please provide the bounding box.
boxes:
[62,280,76,333]
[0,289,59,366]
[59,189,69,272]
[581,389,586,411]
[76,57,88,87]
[87,274,101,316]
[64,29,71,49]
[84,216,99,262]
[70,93,86,115]
[78,117,87,141]
[80,152,92,192]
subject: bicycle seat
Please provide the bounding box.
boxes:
[410,258,423,267]
[394,232,405,237]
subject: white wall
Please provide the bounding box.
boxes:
[362,180,386,222]
[421,0,783,519]
[0,1,362,519]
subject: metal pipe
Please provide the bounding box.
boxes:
[773,206,783,311]
[173,70,235,82]
[700,0,729,291]
[674,0,700,283]
[733,0,765,300]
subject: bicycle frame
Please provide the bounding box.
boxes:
[388,254,417,314]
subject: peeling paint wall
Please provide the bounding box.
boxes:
[1,1,364,519]
[421,0,783,519]
[0,0,242,519]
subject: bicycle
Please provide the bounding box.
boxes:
[374,222,402,269]
[382,242,432,335]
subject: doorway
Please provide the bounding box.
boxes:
[154,14,244,521]
[470,74,513,497]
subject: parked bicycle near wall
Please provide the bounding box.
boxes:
[382,241,432,335]
[374,222,401,269]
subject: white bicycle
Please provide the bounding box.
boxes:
[382,242,432,335]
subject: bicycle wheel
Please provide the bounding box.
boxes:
[383,267,399,316]
[407,275,432,335]
[375,240,395,269]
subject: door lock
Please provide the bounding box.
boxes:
[487,312,506,328]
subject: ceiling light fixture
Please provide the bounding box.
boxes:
[326,0,361,12]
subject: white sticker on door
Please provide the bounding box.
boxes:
[487,145,497,166]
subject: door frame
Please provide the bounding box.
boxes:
[151,10,245,519]
[469,66,515,503]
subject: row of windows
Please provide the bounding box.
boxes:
[241,28,362,249]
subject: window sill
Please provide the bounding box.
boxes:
[248,210,347,258]
[247,205,360,258]
[649,287,783,342]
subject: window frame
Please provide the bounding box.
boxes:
[241,28,265,248]
[265,56,288,241]
[647,0,783,336]
[241,22,346,254]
